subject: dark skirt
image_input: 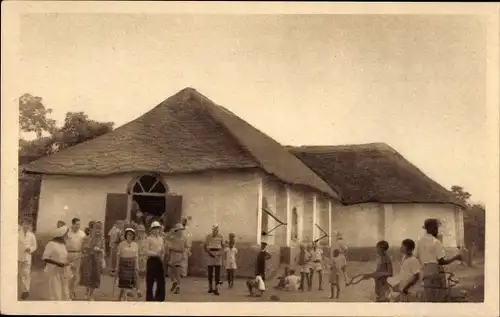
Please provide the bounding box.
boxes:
[80,253,102,289]
[118,257,137,289]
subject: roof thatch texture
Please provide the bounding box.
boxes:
[289,143,464,207]
[23,88,336,197]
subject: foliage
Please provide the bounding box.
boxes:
[19,95,114,159]
[19,93,57,138]
[18,94,114,229]
[450,185,485,253]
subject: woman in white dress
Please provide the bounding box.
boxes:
[42,225,71,301]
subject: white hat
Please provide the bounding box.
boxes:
[124,227,136,234]
[150,221,162,230]
[172,223,185,232]
[212,224,219,229]
[53,225,69,238]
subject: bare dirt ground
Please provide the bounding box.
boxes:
[24,261,484,302]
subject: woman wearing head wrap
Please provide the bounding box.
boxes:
[42,225,70,300]
[116,227,139,301]
[79,221,105,300]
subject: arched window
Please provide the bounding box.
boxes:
[132,174,166,194]
[291,207,299,242]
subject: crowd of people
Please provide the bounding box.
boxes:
[17,215,464,302]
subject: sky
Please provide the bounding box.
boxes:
[17,14,487,203]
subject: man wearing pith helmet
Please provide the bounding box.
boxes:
[415,218,463,302]
[204,223,224,295]
[145,221,166,301]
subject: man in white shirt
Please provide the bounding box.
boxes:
[18,218,37,300]
[181,217,192,277]
[145,221,166,301]
[66,217,86,299]
[415,218,462,302]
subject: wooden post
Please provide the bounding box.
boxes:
[286,185,291,247]
[328,200,332,247]
[256,175,263,245]
[312,194,318,241]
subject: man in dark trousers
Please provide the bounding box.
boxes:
[204,224,224,295]
[145,221,166,301]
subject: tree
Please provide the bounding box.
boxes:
[18,94,114,158]
[18,94,115,230]
[450,185,471,204]
[450,185,486,258]
[19,93,57,138]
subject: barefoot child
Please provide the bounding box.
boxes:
[309,242,324,291]
[223,240,238,288]
[389,239,422,302]
[246,242,272,297]
[361,240,393,302]
[328,249,343,300]
[295,244,311,292]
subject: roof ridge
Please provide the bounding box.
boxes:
[185,89,265,171]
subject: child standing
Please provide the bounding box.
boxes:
[295,244,311,292]
[389,239,422,302]
[246,242,272,297]
[223,240,238,288]
[361,240,393,302]
[309,242,324,290]
[328,249,344,300]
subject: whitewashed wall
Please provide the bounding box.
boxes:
[332,203,383,247]
[37,171,260,242]
[389,203,460,247]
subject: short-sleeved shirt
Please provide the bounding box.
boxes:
[146,235,165,257]
[392,256,421,293]
[311,248,323,262]
[416,233,446,264]
[66,229,86,252]
[117,241,139,258]
[43,241,68,264]
[205,234,224,250]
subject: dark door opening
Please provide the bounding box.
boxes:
[132,195,166,229]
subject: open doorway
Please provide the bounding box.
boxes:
[130,174,167,230]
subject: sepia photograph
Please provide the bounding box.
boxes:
[2,2,499,316]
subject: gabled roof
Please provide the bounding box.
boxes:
[289,143,464,207]
[24,88,337,198]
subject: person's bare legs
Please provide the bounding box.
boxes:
[308,268,313,291]
[317,271,323,290]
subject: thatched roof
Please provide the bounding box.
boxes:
[289,143,464,207]
[23,88,337,197]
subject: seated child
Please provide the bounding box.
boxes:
[361,240,393,302]
[275,266,291,290]
[283,269,300,291]
[246,242,272,297]
[388,239,422,302]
